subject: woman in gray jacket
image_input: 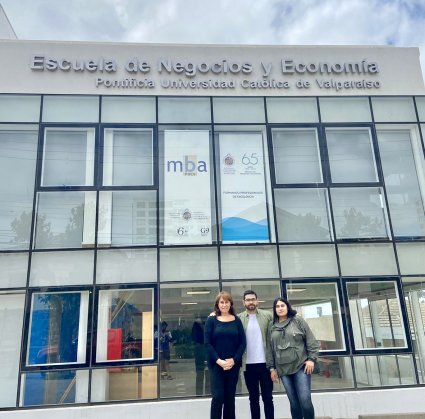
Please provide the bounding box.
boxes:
[266,297,319,419]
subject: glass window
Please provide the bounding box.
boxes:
[159,282,219,397]
[96,248,157,284]
[272,128,322,184]
[91,365,157,402]
[287,282,345,351]
[29,250,94,286]
[0,292,25,407]
[416,97,425,121]
[274,188,332,242]
[158,97,211,123]
[220,245,279,279]
[222,280,280,313]
[338,243,398,276]
[331,187,390,239]
[41,128,95,187]
[34,192,96,249]
[266,98,318,123]
[101,96,156,123]
[26,290,90,366]
[42,96,99,123]
[396,242,425,275]
[96,287,154,362]
[353,355,416,387]
[160,247,218,282]
[20,370,88,406]
[217,130,273,243]
[0,252,28,288]
[402,277,425,384]
[280,244,338,278]
[311,356,354,390]
[0,127,38,250]
[326,128,378,183]
[372,97,416,122]
[319,97,371,122]
[0,95,41,122]
[346,280,407,350]
[98,191,156,246]
[160,128,216,245]
[376,127,425,237]
[213,98,265,123]
[102,128,153,186]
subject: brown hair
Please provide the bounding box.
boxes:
[214,291,236,316]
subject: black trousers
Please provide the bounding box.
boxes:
[244,363,274,419]
[209,363,241,419]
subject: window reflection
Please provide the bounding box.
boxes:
[376,127,425,237]
[96,288,154,362]
[159,283,219,397]
[272,128,322,184]
[91,366,157,402]
[102,128,153,186]
[311,356,354,390]
[34,192,96,249]
[354,354,416,387]
[98,191,156,246]
[0,128,38,250]
[41,128,95,187]
[402,277,425,383]
[20,370,88,406]
[26,291,89,366]
[331,187,390,239]
[274,188,332,242]
[346,281,407,350]
[326,128,377,183]
[287,282,345,351]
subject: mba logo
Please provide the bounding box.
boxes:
[167,155,208,175]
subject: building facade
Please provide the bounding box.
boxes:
[0,40,425,417]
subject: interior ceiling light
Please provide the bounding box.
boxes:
[287,288,307,293]
[181,302,198,305]
[186,290,211,295]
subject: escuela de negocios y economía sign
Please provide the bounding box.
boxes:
[30,55,381,92]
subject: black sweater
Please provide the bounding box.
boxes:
[204,316,246,368]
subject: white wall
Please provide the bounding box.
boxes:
[0,41,424,96]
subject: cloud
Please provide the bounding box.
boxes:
[1,0,425,77]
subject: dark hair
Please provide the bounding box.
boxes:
[243,289,257,300]
[214,291,236,316]
[272,297,297,324]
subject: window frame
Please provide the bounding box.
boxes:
[342,277,412,355]
[21,286,93,372]
[92,283,158,368]
[99,124,158,189]
[282,277,349,356]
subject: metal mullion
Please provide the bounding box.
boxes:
[16,94,45,408]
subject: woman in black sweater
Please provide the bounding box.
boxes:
[204,291,246,419]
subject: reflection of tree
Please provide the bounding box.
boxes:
[10,204,84,248]
[340,208,384,238]
[282,212,329,241]
[62,204,84,247]
[10,211,51,246]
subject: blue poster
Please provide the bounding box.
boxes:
[219,133,269,243]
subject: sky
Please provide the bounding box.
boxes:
[2,0,425,77]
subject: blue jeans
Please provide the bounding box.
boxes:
[281,368,315,419]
